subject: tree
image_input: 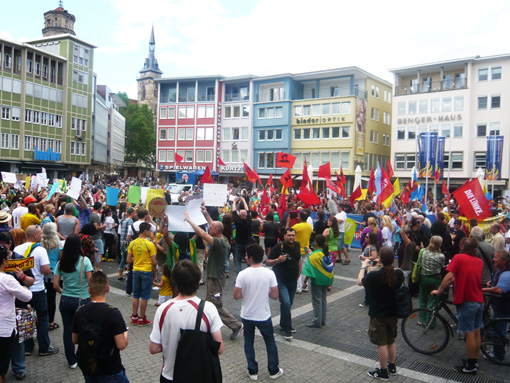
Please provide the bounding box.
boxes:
[117,92,156,164]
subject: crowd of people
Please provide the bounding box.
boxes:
[0,177,509,381]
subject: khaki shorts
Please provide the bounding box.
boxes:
[369,316,398,346]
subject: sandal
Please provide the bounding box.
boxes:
[342,260,350,265]
[49,323,60,331]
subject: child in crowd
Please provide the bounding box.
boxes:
[153,263,173,306]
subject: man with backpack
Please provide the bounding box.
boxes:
[72,271,129,382]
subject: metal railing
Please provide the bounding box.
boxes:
[258,91,285,102]
[395,78,467,96]
[225,93,249,101]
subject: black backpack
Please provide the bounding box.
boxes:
[160,300,222,383]
[130,223,140,241]
[77,315,113,376]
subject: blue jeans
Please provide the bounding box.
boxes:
[132,271,153,300]
[84,369,129,383]
[60,295,91,365]
[235,244,246,275]
[11,334,25,373]
[118,241,128,272]
[277,279,297,331]
[492,310,510,361]
[242,318,279,375]
[24,290,50,353]
[457,301,484,333]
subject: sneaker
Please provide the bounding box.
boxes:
[481,351,504,362]
[459,358,480,368]
[230,324,244,340]
[125,293,132,297]
[13,371,25,381]
[39,346,59,356]
[131,314,138,325]
[24,351,31,356]
[359,302,368,307]
[306,322,321,328]
[70,362,78,369]
[269,368,284,379]
[138,316,152,326]
[387,363,397,375]
[247,371,258,381]
[452,365,477,375]
[152,286,160,291]
[367,368,389,380]
[284,331,293,341]
[278,327,296,334]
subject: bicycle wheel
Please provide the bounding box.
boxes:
[480,318,510,366]
[401,308,450,355]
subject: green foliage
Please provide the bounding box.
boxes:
[122,101,156,164]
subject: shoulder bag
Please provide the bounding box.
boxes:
[411,248,425,284]
[395,269,413,318]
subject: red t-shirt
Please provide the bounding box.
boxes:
[447,253,484,305]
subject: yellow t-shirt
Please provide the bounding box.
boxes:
[20,213,41,232]
[159,275,172,297]
[128,238,157,272]
[292,222,313,255]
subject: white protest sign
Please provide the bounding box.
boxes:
[185,198,208,226]
[1,172,17,184]
[141,187,149,204]
[165,205,195,232]
[203,184,228,206]
[67,177,82,200]
[505,190,510,200]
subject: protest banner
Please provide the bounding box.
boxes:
[203,184,228,206]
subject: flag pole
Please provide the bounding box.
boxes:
[447,132,452,189]
[433,133,438,206]
[424,133,430,210]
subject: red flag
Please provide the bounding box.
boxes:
[452,178,491,221]
[218,157,226,166]
[335,172,346,198]
[277,192,287,220]
[318,162,331,179]
[349,185,362,207]
[442,181,450,200]
[296,188,321,206]
[267,173,274,196]
[200,166,214,184]
[387,159,394,178]
[243,162,260,184]
[339,167,346,184]
[175,153,183,163]
[261,188,270,210]
[435,168,441,182]
[325,178,341,195]
[280,169,293,188]
[301,159,313,191]
[401,180,411,204]
[368,167,375,196]
[377,167,394,204]
[276,152,296,168]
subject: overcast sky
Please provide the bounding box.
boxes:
[2,0,509,99]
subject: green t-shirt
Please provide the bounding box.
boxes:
[206,236,228,279]
[55,256,93,298]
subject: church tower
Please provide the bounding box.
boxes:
[137,26,163,116]
[42,1,76,37]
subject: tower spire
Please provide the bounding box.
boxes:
[139,26,163,75]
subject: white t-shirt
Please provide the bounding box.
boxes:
[150,296,223,381]
[127,220,156,236]
[11,206,28,229]
[104,216,116,235]
[335,211,347,233]
[235,266,278,321]
[13,242,49,292]
[382,226,393,248]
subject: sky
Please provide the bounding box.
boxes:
[2,0,509,99]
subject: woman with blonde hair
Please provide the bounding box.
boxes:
[40,204,56,227]
[381,215,394,249]
[360,216,383,250]
[41,222,62,331]
[415,235,444,325]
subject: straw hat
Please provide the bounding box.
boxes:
[0,211,12,224]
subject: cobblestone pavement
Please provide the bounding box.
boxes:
[10,250,510,383]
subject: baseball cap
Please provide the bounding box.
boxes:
[24,196,37,205]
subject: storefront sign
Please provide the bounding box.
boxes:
[295,116,346,125]
[397,114,462,125]
[221,166,244,172]
[168,165,206,170]
[34,147,60,161]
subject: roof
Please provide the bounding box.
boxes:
[26,33,97,48]
[221,75,258,82]
[0,36,67,61]
[156,75,224,82]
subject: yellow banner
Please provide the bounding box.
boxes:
[146,188,164,207]
[459,215,504,239]
[356,189,367,201]
[5,256,34,272]
[393,178,401,197]
[25,177,31,191]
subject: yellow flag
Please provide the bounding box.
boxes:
[146,188,164,206]
[392,178,401,197]
[356,189,367,201]
[25,177,31,191]
[382,194,393,209]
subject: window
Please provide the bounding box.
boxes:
[407,101,417,115]
[395,154,405,170]
[177,150,184,161]
[205,150,213,163]
[160,129,167,140]
[197,150,204,162]
[418,99,428,114]
[222,150,230,163]
[293,105,302,117]
[489,122,501,135]
[178,128,185,140]
[491,95,501,108]
[231,150,238,163]
[441,124,451,138]
[453,124,463,138]
[442,97,451,112]
[397,128,405,140]
[233,106,240,118]
[397,102,406,115]
[478,68,488,81]
[322,127,330,139]
[370,130,379,143]
[168,128,175,140]
[384,90,391,103]
[242,105,249,117]
[322,104,330,115]
[294,129,301,140]
[40,138,47,152]
[311,128,319,139]
[186,128,193,140]
[232,128,240,140]
[240,127,248,140]
[55,140,61,154]
[341,152,350,169]
[303,128,310,139]
[444,152,463,170]
[55,115,62,128]
[159,150,166,162]
[430,99,440,113]
[331,127,340,138]
[167,150,174,162]
[24,135,31,151]
[70,141,75,155]
[478,96,488,109]
[258,153,265,168]
[267,130,274,140]
[33,111,40,124]
[10,107,20,121]
[258,108,265,119]
[186,106,194,118]
[341,126,350,138]
[1,133,9,149]
[371,85,380,98]
[197,106,206,118]
[477,124,487,137]
[223,127,230,141]
[160,108,167,119]
[266,107,274,119]
[331,103,340,115]
[179,106,186,118]
[259,130,265,141]
[168,107,175,119]
[454,96,464,111]
[224,106,232,118]
[303,105,311,116]
[275,129,282,140]
[491,66,502,80]
[474,153,486,170]
[405,154,416,170]
[196,128,204,140]
[48,114,54,126]
[371,108,379,120]
[275,106,283,118]
[33,137,39,150]
[2,106,10,120]
[330,152,339,168]
[185,150,193,162]
[407,127,416,140]
[342,102,351,114]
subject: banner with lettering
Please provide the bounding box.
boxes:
[418,132,438,177]
[452,178,491,221]
[486,135,504,181]
[435,136,445,181]
[346,214,364,248]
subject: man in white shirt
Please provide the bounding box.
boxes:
[14,225,59,356]
[11,197,32,229]
[335,204,350,265]
[234,244,283,381]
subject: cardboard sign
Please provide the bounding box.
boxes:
[1,172,17,184]
[148,197,167,218]
[203,184,228,206]
[67,177,82,200]
[127,186,141,204]
[5,256,34,272]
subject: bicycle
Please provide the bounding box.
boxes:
[401,291,510,365]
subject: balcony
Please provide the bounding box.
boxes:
[258,91,285,102]
[395,78,467,96]
[197,94,215,102]
[225,93,249,102]
[305,86,367,100]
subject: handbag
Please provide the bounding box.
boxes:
[395,270,413,318]
[411,248,424,284]
[16,307,37,343]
